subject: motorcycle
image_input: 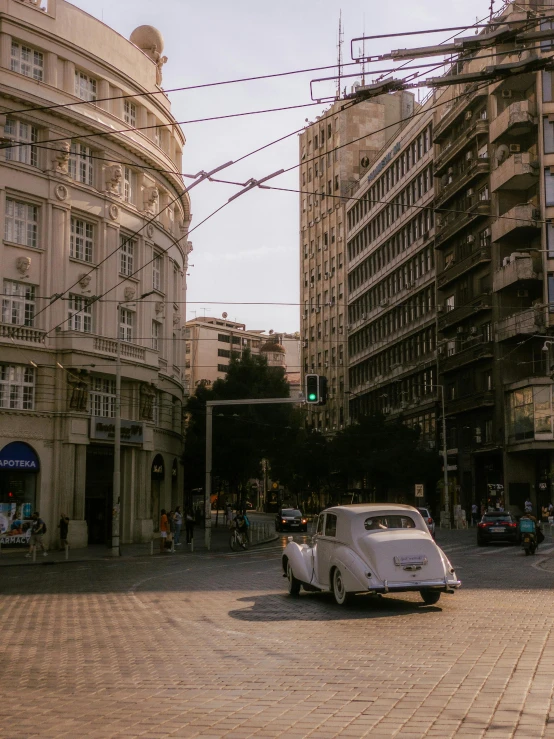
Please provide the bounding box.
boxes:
[521,530,537,556]
[520,516,541,556]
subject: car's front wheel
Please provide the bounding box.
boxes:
[332,567,351,606]
[286,562,301,596]
[420,590,441,605]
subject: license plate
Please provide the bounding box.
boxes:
[291,524,299,527]
[490,527,504,533]
[394,555,428,566]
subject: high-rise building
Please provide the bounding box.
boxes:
[0,1,190,548]
[299,93,415,433]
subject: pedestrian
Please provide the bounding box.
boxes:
[225,503,233,527]
[159,509,169,554]
[525,498,533,514]
[174,506,183,546]
[185,508,195,545]
[58,512,70,550]
[25,512,47,558]
[167,509,175,550]
[471,503,479,526]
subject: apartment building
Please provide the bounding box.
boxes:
[299,93,415,432]
[0,1,190,548]
[346,97,439,470]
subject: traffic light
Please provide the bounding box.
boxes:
[305,374,327,406]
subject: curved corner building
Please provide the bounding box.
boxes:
[0,0,191,548]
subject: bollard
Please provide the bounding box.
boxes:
[150,539,153,556]
[65,544,69,561]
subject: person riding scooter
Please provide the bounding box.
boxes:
[519,513,544,555]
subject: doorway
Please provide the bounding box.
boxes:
[85,446,114,545]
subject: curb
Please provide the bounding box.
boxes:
[0,534,281,567]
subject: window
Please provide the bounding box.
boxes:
[154,126,161,147]
[508,387,534,441]
[218,333,230,343]
[478,185,489,201]
[90,377,115,418]
[324,513,337,537]
[11,41,43,81]
[544,71,554,103]
[123,100,136,127]
[364,515,415,530]
[546,171,554,207]
[478,144,488,159]
[123,166,134,203]
[5,198,38,247]
[119,308,134,342]
[75,70,97,102]
[70,218,94,262]
[2,281,35,326]
[153,253,162,291]
[69,144,93,185]
[120,236,135,276]
[68,294,92,332]
[5,119,38,167]
[217,363,228,373]
[446,295,455,312]
[218,348,231,358]
[545,119,554,154]
[152,320,162,351]
[0,364,34,410]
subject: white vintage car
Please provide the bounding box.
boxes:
[282,504,460,606]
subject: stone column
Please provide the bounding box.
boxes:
[0,33,12,70]
[45,52,58,87]
[63,60,75,95]
[73,444,86,519]
[98,80,110,113]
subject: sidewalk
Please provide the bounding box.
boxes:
[0,517,278,567]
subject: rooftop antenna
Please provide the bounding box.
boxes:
[337,10,344,100]
[201,307,207,317]
[489,0,494,23]
[360,14,366,86]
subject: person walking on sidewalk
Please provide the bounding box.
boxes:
[185,508,195,545]
[225,504,233,527]
[159,509,169,554]
[471,503,479,526]
[26,512,47,558]
[174,506,183,546]
[58,513,70,551]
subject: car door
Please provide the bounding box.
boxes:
[315,513,337,588]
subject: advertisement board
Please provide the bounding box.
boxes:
[0,502,33,547]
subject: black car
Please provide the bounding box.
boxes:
[275,508,308,533]
[477,512,519,546]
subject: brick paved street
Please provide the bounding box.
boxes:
[2,528,554,738]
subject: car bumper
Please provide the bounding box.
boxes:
[478,532,518,542]
[369,578,461,594]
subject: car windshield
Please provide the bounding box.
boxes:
[483,515,512,522]
[282,510,302,517]
[364,515,416,530]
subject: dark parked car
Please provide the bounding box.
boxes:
[477,512,519,546]
[275,508,308,533]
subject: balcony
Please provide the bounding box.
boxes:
[55,331,158,367]
[489,100,537,144]
[440,340,494,373]
[490,152,539,192]
[493,254,542,292]
[434,120,489,176]
[434,84,488,142]
[437,247,491,290]
[438,294,492,331]
[491,203,540,242]
[445,391,494,417]
[495,307,545,342]
[0,323,46,344]
[435,159,490,210]
[435,199,491,249]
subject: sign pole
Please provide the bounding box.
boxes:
[111,332,121,557]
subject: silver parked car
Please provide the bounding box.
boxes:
[418,507,436,538]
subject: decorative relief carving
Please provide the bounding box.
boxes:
[173,313,180,327]
[67,370,90,412]
[142,186,159,214]
[51,141,71,175]
[54,184,68,201]
[155,301,165,316]
[109,204,119,221]
[146,224,154,238]
[139,383,156,420]
[105,164,123,195]
[78,274,91,290]
[124,287,136,301]
[16,257,31,275]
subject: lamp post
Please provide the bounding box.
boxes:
[110,290,156,557]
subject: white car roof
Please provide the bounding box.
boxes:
[324,504,420,517]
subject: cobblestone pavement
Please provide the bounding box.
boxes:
[2,527,554,738]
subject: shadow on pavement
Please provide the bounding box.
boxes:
[228,591,443,622]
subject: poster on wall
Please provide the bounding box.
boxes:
[0,502,33,547]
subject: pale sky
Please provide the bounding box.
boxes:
[71,0,494,333]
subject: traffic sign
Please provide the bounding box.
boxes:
[415,484,424,498]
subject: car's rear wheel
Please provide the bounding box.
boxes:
[332,567,351,606]
[286,562,301,596]
[420,590,441,605]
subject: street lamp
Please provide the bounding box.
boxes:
[110,290,156,557]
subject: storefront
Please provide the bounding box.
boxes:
[0,441,40,547]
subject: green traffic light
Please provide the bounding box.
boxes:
[308,393,317,401]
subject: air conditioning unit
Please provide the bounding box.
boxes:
[303,340,308,348]
[316,307,321,313]
[467,188,474,196]
[465,110,473,120]
[324,362,328,368]
[361,313,367,320]
[469,327,478,335]
[457,326,464,334]
[324,272,329,279]
[517,289,529,298]
[339,358,343,365]
[382,406,391,415]
[467,234,475,243]
[438,346,446,356]
[323,244,328,251]
[502,89,513,98]
[338,327,344,334]
[509,144,521,154]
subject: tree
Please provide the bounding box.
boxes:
[183,350,301,503]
